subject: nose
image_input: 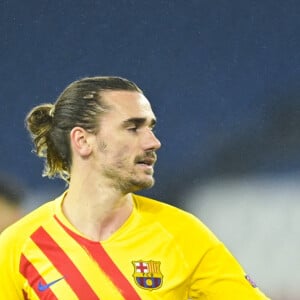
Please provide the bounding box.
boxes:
[143,129,161,151]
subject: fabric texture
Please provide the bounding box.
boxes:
[0,192,270,299]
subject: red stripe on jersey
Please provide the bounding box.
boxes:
[22,289,29,300]
[31,226,99,300]
[55,215,142,300]
[19,254,58,299]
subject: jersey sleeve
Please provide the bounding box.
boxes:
[0,229,24,299]
[188,241,270,299]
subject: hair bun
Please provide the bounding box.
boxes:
[26,104,53,136]
[31,104,53,123]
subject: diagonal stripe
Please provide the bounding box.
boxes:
[31,226,99,300]
[22,289,29,300]
[20,254,58,300]
[55,215,142,300]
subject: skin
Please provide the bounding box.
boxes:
[62,90,161,241]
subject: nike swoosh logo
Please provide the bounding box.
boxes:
[38,277,64,291]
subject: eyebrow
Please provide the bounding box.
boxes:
[122,117,157,127]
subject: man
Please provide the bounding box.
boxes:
[0,76,270,299]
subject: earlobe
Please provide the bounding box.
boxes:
[70,127,92,157]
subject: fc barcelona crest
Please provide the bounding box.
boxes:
[132,260,163,290]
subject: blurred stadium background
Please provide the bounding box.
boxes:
[1,1,300,299]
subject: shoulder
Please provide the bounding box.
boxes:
[133,194,220,245]
[0,197,57,249]
[134,194,194,220]
[134,193,204,225]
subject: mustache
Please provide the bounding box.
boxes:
[134,152,157,163]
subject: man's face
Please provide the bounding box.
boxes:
[92,90,161,193]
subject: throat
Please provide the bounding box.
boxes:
[62,193,134,241]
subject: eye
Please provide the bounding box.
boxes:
[128,126,138,132]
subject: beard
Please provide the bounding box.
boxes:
[102,162,156,194]
[119,175,155,194]
[97,138,157,194]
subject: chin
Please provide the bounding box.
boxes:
[125,178,155,193]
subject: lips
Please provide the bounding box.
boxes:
[138,158,155,166]
[135,154,157,166]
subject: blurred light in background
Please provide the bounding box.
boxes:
[182,174,300,300]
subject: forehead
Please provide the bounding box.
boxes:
[101,90,156,119]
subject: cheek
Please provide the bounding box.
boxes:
[97,134,135,167]
[112,145,133,167]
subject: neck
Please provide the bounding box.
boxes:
[62,178,134,241]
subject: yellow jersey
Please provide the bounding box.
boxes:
[0,192,270,299]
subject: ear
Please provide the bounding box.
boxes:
[70,127,93,157]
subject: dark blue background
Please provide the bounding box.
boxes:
[1,0,300,205]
